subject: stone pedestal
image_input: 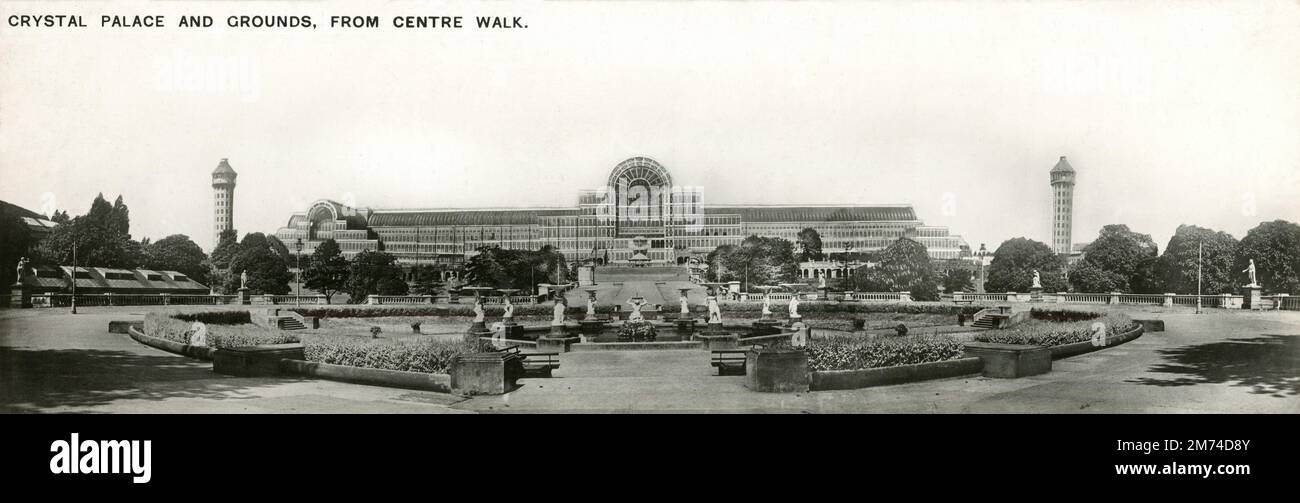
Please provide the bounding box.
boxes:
[751,319,783,336]
[744,348,809,393]
[704,320,727,335]
[537,336,577,352]
[675,318,697,333]
[9,285,31,308]
[213,343,305,377]
[1029,287,1043,302]
[1245,285,1262,310]
[963,342,1051,378]
[450,352,524,395]
[466,320,493,343]
[578,319,609,334]
[695,333,739,350]
[237,287,251,305]
[786,315,802,328]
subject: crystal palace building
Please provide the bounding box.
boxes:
[272,157,970,272]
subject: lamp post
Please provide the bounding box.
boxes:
[295,238,303,308]
[70,237,77,314]
[1196,240,1203,315]
[841,243,853,287]
[976,243,988,294]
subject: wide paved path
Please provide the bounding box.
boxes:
[0,308,469,413]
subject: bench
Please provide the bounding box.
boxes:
[500,346,561,377]
[711,349,748,376]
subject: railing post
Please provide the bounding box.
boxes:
[424,295,434,304]
[1055,292,1067,304]
[1162,293,1174,307]
[367,294,378,305]
[1109,292,1120,305]
[898,291,911,302]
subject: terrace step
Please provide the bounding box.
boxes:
[276,317,307,331]
[972,315,1006,329]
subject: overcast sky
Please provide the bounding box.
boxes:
[2,1,1296,253]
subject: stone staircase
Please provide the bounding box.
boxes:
[276,317,307,331]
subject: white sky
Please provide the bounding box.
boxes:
[2,0,1297,253]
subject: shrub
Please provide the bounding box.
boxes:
[207,330,300,349]
[170,310,251,325]
[301,335,492,374]
[806,333,966,371]
[975,313,1137,347]
[142,311,298,347]
[616,320,657,341]
[1028,308,1103,323]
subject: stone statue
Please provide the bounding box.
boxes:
[761,294,772,316]
[14,256,28,283]
[818,276,827,289]
[1244,259,1258,287]
[552,299,566,326]
[240,270,248,289]
[489,321,507,348]
[1031,269,1042,289]
[586,296,596,317]
[626,297,646,322]
[790,322,808,348]
[502,297,514,318]
[472,299,486,322]
[188,321,208,347]
[707,296,721,323]
[789,295,801,317]
[680,294,690,315]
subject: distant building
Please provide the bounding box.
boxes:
[212,158,237,248]
[0,199,58,241]
[10,265,210,307]
[273,156,970,274]
[1050,155,1075,255]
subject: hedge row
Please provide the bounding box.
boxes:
[974,313,1136,347]
[169,310,251,325]
[142,311,299,349]
[1028,308,1103,323]
[806,334,966,371]
[301,334,491,374]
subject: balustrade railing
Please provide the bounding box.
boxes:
[367,295,433,305]
[953,293,1010,302]
[26,293,239,307]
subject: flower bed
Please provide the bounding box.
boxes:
[974,313,1136,347]
[806,333,966,371]
[300,334,492,374]
[1028,308,1103,323]
[143,311,300,349]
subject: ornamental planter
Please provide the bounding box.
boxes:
[745,348,809,392]
[449,351,524,395]
[962,342,1051,378]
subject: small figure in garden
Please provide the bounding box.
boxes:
[473,299,486,322]
[370,326,382,339]
[587,295,596,317]
[789,295,800,317]
[552,298,566,326]
[707,295,722,323]
[240,270,248,289]
[680,294,690,315]
[15,256,29,281]
[761,294,772,317]
[790,322,809,347]
[189,321,208,347]
[490,321,507,348]
[626,297,647,322]
[819,276,826,289]
[502,296,514,318]
[894,324,908,337]
[1243,259,1258,286]
[1031,269,1042,289]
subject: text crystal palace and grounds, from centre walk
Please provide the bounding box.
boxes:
[258,156,970,276]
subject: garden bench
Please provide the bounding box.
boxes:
[711,349,748,376]
[499,346,561,377]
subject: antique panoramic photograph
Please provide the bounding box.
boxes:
[1,0,1297,421]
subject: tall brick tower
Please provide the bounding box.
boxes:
[212,158,237,248]
[1050,155,1075,255]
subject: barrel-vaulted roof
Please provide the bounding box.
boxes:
[702,205,917,223]
[367,208,579,227]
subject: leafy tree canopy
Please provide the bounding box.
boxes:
[706,236,799,290]
[1157,225,1238,295]
[303,239,349,303]
[1076,224,1160,293]
[1235,220,1300,294]
[345,249,408,300]
[986,237,1067,292]
[796,228,824,261]
[144,234,209,285]
[851,237,940,301]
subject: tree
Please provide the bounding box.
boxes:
[225,232,291,294]
[1073,224,1160,293]
[33,193,143,269]
[850,237,940,300]
[144,234,209,285]
[1067,260,1124,293]
[461,245,569,292]
[267,235,295,268]
[1235,220,1300,294]
[1157,225,1238,295]
[796,228,824,261]
[985,238,1067,292]
[706,236,799,290]
[303,239,349,303]
[210,229,241,268]
[410,265,445,296]
[941,268,974,294]
[345,250,408,301]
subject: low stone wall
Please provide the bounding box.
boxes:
[570,341,703,351]
[810,357,984,391]
[279,359,452,393]
[1133,319,1164,332]
[127,326,214,360]
[1049,324,1144,360]
[108,320,144,334]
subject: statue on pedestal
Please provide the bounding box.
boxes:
[680,295,690,315]
[472,299,486,323]
[586,296,596,317]
[14,256,29,284]
[818,276,827,289]
[502,297,514,318]
[1031,269,1042,289]
[707,296,722,323]
[240,270,248,290]
[626,297,647,322]
[1243,259,1258,287]
[761,294,772,317]
[789,295,801,317]
[552,299,566,326]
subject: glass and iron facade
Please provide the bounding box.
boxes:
[274,157,970,268]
